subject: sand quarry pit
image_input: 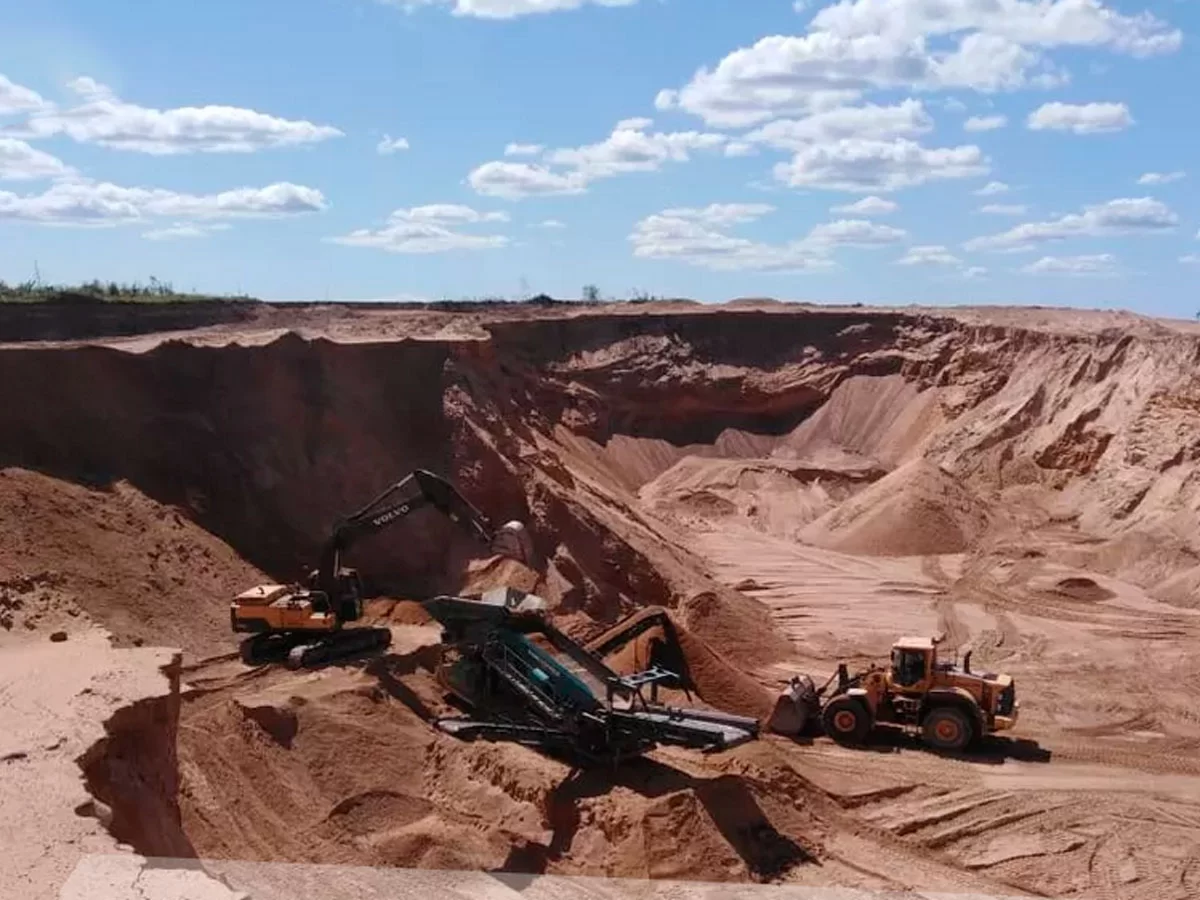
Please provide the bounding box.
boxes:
[7,299,1200,898]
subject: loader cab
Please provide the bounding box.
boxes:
[889,637,935,692]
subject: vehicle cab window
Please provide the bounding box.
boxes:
[891,648,927,687]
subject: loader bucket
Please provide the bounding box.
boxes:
[767,674,819,736]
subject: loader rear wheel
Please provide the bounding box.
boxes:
[922,706,973,752]
[822,696,872,745]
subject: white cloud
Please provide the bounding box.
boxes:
[964,114,1007,131]
[393,204,509,224]
[807,218,907,245]
[329,203,509,253]
[0,180,327,225]
[377,135,410,154]
[142,222,231,241]
[467,161,588,198]
[979,203,1027,215]
[469,118,728,198]
[1181,254,1200,265]
[0,138,73,181]
[385,0,640,18]
[531,218,565,228]
[773,138,987,192]
[0,74,47,116]
[962,265,988,278]
[724,141,757,157]
[809,0,1181,57]
[831,195,898,215]
[965,196,1177,251]
[974,180,1009,195]
[19,77,342,154]
[656,1,1178,129]
[629,203,903,271]
[1138,171,1185,186]
[1021,253,1116,275]
[504,142,544,156]
[1027,101,1132,134]
[897,244,961,265]
[745,100,932,149]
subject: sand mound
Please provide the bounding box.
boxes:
[0,468,265,655]
[800,458,991,556]
[640,455,880,539]
[779,374,944,467]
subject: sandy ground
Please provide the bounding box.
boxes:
[0,628,181,900]
[9,299,1200,898]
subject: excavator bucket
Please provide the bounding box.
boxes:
[490,520,535,567]
[767,674,820,736]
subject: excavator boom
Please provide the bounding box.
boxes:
[232,469,533,668]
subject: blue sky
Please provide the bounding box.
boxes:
[0,0,1197,314]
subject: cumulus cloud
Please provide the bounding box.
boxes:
[897,244,961,265]
[974,180,1010,195]
[628,203,904,271]
[744,100,933,149]
[1027,101,1132,134]
[655,0,1179,128]
[1021,253,1116,274]
[531,218,565,228]
[979,203,1027,215]
[142,222,231,241]
[0,74,47,116]
[504,142,543,156]
[831,195,898,215]
[1138,171,1185,186]
[0,180,327,225]
[965,196,1177,251]
[329,203,509,253]
[0,139,73,181]
[467,161,588,199]
[377,135,410,154]
[1181,254,1200,265]
[964,114,1007,131]
[962,265,988,278]
[469,118,728,198]
[17,77,342,154]
[773,138,987,192]
[383,0,639,18]
[808,0,1181,56]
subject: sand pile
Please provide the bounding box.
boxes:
[640,455,880,539]
[778,374,944,468]
[800,458,992,556]
[0,468,265,655]
[175,656,823,882]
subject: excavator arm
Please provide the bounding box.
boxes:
[314,469,530,596]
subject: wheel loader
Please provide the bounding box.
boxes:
[769,635,1018,752]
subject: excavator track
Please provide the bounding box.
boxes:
[240,627,392,669]
[285,627,393,669]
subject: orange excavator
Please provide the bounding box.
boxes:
[231,469,534,668]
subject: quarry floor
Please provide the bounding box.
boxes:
[7,299,1200,900]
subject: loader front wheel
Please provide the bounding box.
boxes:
[822,696,873,745]
[922,706,973,752]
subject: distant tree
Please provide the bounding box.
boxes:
[582,284,600,302]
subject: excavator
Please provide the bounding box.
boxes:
[231,469,534,669]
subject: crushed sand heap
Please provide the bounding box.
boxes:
[639,455,882,540]
[0,468,265,655]
[799,458,992,557]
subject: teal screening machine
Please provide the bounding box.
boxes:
[423,587,760,766]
